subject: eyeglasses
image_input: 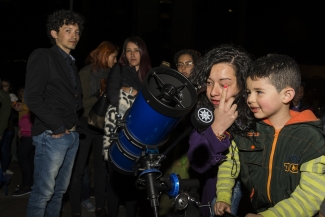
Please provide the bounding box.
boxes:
[176,61,194,68]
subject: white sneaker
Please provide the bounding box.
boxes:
[6,169,13,175]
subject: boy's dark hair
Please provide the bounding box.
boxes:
[300,81,306,88]
[46,10,84,45]
[189,44,255,134]
[174,49,201,67]
[248,54,301,92]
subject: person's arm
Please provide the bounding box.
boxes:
[214,141,240,215]
[187,126,229,173]
[259,156,325,217]
[106,64,123,107]
[0,91,11,138]
[24,49,65,134]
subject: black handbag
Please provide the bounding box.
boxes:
[87,92,109,129]
[88,64,121,129]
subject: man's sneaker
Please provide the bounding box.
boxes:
[11,186,31,197]
[81,199,95,212]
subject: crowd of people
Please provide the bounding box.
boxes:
[1,8,325,217]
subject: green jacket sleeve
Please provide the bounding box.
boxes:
[0,90,11,138]
[216,140,240,205]
[259,155,325,217]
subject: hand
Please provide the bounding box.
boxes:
[99,89,105,97]
[211,85,238,135]
[245,214,263,217]
[121,86,138,96]
[214,201,231,216]
[52,129,70,138]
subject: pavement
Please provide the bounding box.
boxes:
[0,160,154,217]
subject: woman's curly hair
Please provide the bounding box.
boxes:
[189,44,255,135]
[46,9,84,45]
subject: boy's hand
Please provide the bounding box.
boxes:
[245,214,263,217]
[211,85,238,135]
[214,201,231,216]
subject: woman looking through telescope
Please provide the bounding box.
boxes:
[105,36,152,217]
[187,44,255,217]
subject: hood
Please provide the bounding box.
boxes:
[262,110,322,129]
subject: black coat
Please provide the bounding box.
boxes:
[106,64,142,107]
[24,46,83,136]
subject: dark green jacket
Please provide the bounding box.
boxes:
[233,110,325,212]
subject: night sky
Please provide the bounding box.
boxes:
[1,0,324,88]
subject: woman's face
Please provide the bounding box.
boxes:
[107,51,118,68]
[177,54,194,78]
[206,63,239,108]
[125,42,141,71]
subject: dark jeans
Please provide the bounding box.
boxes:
[0,129,14,171]
[17,136,35,187]
[81,165,91,202]
[69,129,107,214]
[26,131,79,217]
[107,162,138,217]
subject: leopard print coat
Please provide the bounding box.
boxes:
[103,89,135,160]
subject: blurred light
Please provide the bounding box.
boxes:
[229,9,233,12]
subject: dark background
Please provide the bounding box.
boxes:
[1,0,325,98]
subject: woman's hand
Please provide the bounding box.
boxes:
[211,86,238,136]
[121,86,138,96]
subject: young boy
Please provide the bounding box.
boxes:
[214,54,325,217]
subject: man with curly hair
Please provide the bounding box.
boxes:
[24,9,84,217]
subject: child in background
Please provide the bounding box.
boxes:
[11,93,35,196]
[215,54,325,216]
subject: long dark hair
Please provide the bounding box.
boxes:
[189,44,255,134]
[118,36,151,82]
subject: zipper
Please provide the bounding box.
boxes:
[267,129,280,203]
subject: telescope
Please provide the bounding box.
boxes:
[106,66,215,217]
